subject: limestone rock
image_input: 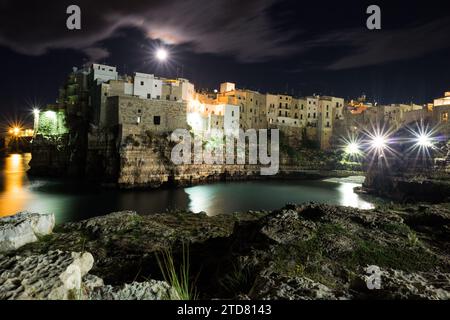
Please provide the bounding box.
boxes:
[251,272,351,300]
[0,212,55,252]
[353,268,450,300]
[0,250,100,300]
[89,280,174,300]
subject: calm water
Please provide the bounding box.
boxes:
[0,153,374,224]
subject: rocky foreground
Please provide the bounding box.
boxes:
[1,203,450,300]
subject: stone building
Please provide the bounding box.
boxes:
[187,93,240,136]
[266,93,344,149]
[433,92,450,134]
[105,95,188,136]
[217,83,268,130]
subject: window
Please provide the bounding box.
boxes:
[147,94,151,99]
[308,113,311,118]
[326,112,329,118]
[442,112,449,122]
[326,122,330,127]
[232,111,235,117]
[137,109,142,113]
[300,114,303,120]
[313,112,316,118]
[156,95,160,99]
[155,84,158,87]
[154,116,161,125]
[141,81,144,86]
[166,95,170,100]
[326,105,329,111]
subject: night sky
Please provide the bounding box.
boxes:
[1,0,450,125]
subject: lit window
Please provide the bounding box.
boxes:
[137,116,141,124]
[443,112,449,122]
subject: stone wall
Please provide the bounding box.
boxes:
[106,96,188,136]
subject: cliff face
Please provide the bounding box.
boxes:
[28,135,71,176]
[30,128,358,187]
[362,141,450,203]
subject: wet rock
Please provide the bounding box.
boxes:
[0,212,55,252]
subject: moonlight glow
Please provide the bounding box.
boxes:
[155,48,168,61]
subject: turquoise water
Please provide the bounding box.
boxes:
[0,153,374,224]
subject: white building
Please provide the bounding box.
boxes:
[220,82,236,93]
[163,78,195,102]
[187,100,240,137]
[133,72,162,100]
[91,64,118,84]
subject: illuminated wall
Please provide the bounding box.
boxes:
[36,110,69,136]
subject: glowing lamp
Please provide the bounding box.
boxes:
[345,142,360,155]
[416,134,433,148]
[371,135,387,150]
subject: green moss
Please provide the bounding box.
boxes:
[380,222,412,236]
[345,239,437,272]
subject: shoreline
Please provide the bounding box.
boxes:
[1,202,449,300]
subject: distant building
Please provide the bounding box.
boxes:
[434,92,450,123]
[217,83,267,130]
[133,72,162,100]
[91,64,118,84]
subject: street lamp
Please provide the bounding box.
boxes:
[345,142,361,155]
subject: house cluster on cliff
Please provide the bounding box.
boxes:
[34,63,448,153]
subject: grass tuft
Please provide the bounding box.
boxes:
[156,243,197,300]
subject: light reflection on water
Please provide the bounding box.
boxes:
[0,154,374,224]
[185,179,374,216]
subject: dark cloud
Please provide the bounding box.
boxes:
[0,0,299,62]
[0,0,449,69]
[309,17,450,70]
